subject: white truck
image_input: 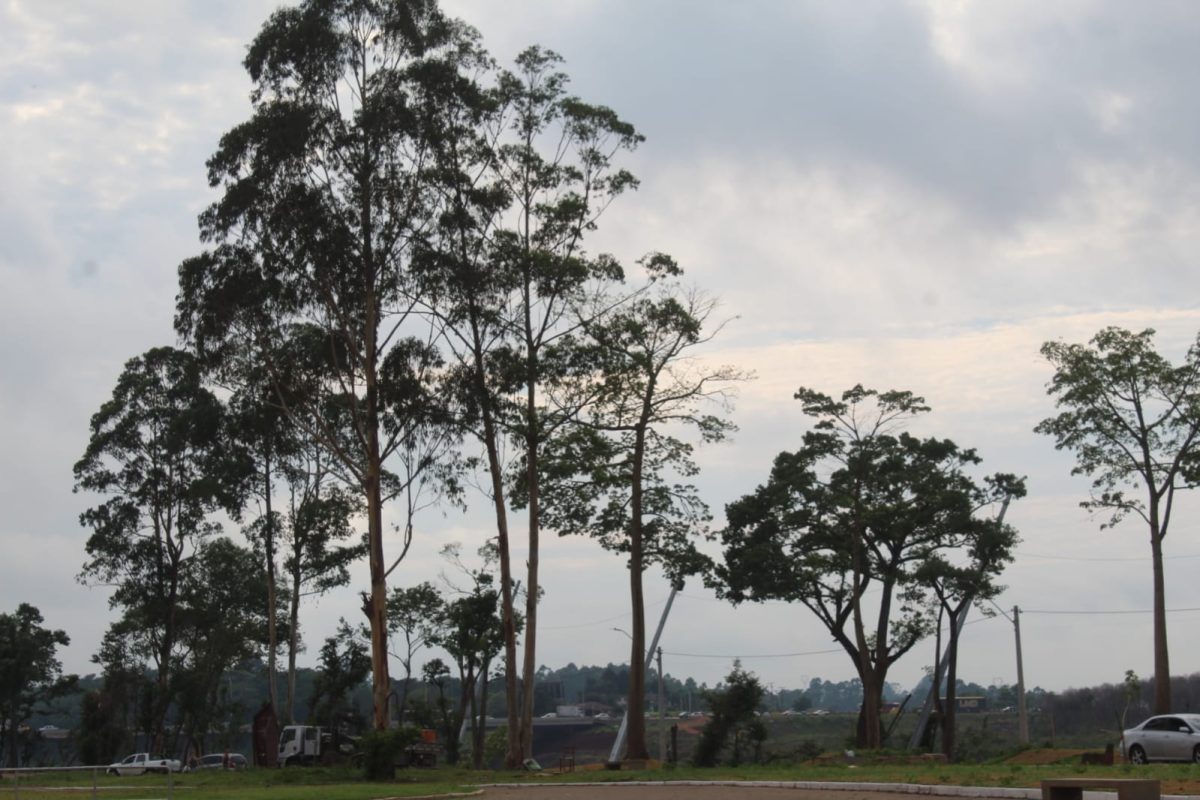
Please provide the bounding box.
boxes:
[106,752,182,775]
[278,725,358,767]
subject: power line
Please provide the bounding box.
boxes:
[1022,606,1200,616]
[663,646,844,660]
[539,596,666,630]
[662,617,999,661]
[1016,551,1200,562]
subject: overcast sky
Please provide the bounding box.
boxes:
[5,0,1200,699]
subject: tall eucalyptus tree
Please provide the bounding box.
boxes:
[414,45,642,762]
[175,0,478,729]
[541,266,745,759]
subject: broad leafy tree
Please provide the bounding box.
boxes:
[0,604,74,767]
[433,544,509,768]
[174,537,274,754]
[542,268,744,760]
[79,630,149,765]
[715,386,1016,749]
[74,346,247,750]
[310,620,372,730]
[387,581,445,726]
[176,0,479,730]
[279,451,364,724]
[1036,327,1200,713]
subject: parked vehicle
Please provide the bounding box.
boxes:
[184,753,247,771]
[1122,714,1200,763]
[106,753,182,775]
[278,725,358,767]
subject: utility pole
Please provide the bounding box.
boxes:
[1014,605,1029,744]
[657,647,666,764]
[609,584,681,764]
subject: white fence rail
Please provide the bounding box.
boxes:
[0,764,178,800]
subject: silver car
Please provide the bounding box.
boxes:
[1122,714,1200,763]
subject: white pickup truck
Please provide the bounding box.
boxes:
[106,752,182,775]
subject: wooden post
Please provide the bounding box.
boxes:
[1015,605,1029,744]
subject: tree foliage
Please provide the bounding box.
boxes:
[692,661,766,768]
[540,267,744,760]
[1036,327,1200,713]
[74,346,247,749]
[174,537,276,753]
[913,478,1023,760]
[715,385,1017,749]
[411,41,643,763]
[387,581,445,726]
[176,0,480,730]
[0,605,74,767]
[310,620,372,730]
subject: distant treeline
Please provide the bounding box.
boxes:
[28,659,1185,741]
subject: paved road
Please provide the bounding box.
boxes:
[478,784,1033,800]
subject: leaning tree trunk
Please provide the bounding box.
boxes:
[480,408,522,768]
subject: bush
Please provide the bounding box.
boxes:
[795,739,823,762]
[360,727,420,781]
[693,662,766,767]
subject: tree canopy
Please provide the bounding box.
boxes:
[0,604,74,767]
[715,385,1019,749]
[1036,326,1200,713]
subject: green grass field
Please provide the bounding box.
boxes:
[10,757,1200,800]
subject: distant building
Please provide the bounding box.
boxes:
[951,696,987,713]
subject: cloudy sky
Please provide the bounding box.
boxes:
[5,0,1200,699]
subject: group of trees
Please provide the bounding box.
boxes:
[53,0,1200,772]
[64,0,739,767]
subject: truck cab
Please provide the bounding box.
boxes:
[278,725,322,766]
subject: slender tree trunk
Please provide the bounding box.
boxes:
[480,408,522,768]
[399,665,411,728]
[849,538,880,748]
[151,558,180,754]
[624,425,649,761]
[286,568,301,724]
[931,607,944,751]
[474,656,491,769]
[520,381,539,759]
[1150,514,1170,713]
[4,717,16,768]
[943,616,961,761]
[264,456,279,714]
[465,672,478,767]
[364,465,391,730]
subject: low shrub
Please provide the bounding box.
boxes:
[359,727,420,781]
